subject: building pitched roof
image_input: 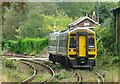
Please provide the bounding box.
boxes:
[68,15,100,27]
[111,6,120,12]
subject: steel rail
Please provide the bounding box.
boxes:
[93,71,104,84]
[22,60,55,82]
[21,61,37,83]
[76,72,82,84]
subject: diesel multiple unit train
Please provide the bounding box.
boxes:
[48,27,97,68]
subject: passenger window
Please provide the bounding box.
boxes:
[70,37,76,48]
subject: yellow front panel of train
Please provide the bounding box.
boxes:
[79,36,86,57]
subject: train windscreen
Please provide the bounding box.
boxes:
[89,37,94,48]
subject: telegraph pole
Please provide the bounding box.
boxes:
[96,0,99,23]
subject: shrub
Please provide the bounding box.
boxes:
[4,37,48,55]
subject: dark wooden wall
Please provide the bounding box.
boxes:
[73,19,95,28]
[113,7,120,55]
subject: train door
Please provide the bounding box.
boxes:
[79,36,86,57]
[77,32,88,58]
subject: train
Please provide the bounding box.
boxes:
[48,27,97,68]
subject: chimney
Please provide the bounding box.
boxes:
[92,11,97,21]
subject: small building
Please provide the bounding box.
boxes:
[111,6,120,55]
[68,15,100,30]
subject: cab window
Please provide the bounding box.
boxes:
[89,38,94,47]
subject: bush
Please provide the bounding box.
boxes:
[4,37,48,55]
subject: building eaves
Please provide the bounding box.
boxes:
[111,6,120,12]
[68,16,100,27]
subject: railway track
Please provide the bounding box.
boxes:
[75,69,104,83]
[88,68,104,83]
[75,72,82,84]
[21,59,55,83]
[3,54,55,82]
[4,53,104,83]
[21,61,37,83]
[93,71,104,84]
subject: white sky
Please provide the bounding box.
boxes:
[1,0,120,2]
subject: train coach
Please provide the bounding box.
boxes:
[48,27,97,68]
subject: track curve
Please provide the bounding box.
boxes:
[93,71,104,84]
[76,72,82,84]
[21,60,55,82]
[21,61,37,83]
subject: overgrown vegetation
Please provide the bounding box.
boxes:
[2,58,33,82]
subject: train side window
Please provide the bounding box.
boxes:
[70,38,76,48]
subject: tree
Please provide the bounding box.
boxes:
[27,2,59,16]
[98,2,117,24]
[118,1,120,6]
[58,2,95,19]
[2,2,27,40]
[16,12,44,39]
[17,2,72,39]
[43,15,73,34]
[0,2,2,44]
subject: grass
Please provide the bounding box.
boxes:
[94,55,119,82]
[103,69,118,82]
[32,74,51,82]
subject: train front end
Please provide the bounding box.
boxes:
[67,27,97,68]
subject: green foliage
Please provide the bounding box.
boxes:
[94,14,116,56]
[96,55,119,69]
[98,2,117,24]
[94,26,107,56]
[118,1,120,6]
[2,2,118,40]
[2,2,27,40]
[16,3,72,39]
[27,2,59,16]
[55,69,67,80]
[16,13,44,38]
[17,14,72,39]
[4,37,48,55]
[112,56,120,67]
[58,2,95,19]
[43,15,73,33]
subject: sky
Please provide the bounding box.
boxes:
[1,0,120,2]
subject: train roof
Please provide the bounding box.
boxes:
[49,27,94,35]
[50,31,60,35]
[69,27,95,34]
[50,29,70,35]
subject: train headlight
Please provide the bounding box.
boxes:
[71,49,73,52]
